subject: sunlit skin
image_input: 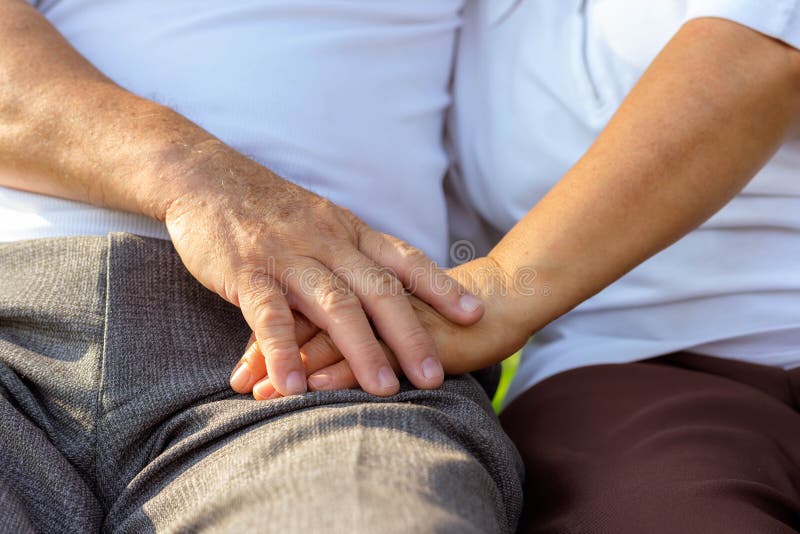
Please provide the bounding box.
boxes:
[0,0,487,399]
[235,17,800,399]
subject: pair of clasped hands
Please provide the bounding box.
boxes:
[163,146,530,401]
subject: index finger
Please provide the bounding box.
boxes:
[358,230,484,326]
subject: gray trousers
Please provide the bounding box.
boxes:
[0,234,523,533]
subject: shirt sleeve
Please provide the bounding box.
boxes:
[686,0,800,50]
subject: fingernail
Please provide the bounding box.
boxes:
[459,294,482,313]
[286,370,307,395]
[253,379,275,400]
[378,366,399,390]
[230,362,252,391]
[421,357,443,381]
[308,373,331,390]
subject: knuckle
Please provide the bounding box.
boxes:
[401,244,428,263]
[241,268,280,295]
[332,368,358,388]
[312,240,338,262]
[309,332,338,355]
[319,286,360,317]
[305,217,352,249]
[347,335,385,362]
[343,211,369,242]
[338,206,362,227]
[368,270,404,301]
[312,217,341,240]
[314,201,359,236]
[397,325,435,356]
[387,235,429,262]
[292,311,316,333]
[264,345,300,365]
[247,290,283,314]
[248,298,293,331]
[300,337,324,361]
[257,334,297,361]
[242,339,261,360]
[303,334,340,369]
[242,351,261,368]
[318,333,341,359]
[296,265,330,295]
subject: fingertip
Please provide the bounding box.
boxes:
[285,370,308,395]
[262,343,306,397]
[440,293,483,326]
[373,366,400,396]
[402,356,445,391]
[307,372,331,391]
[353,366,399,397]
[421,356,444,385]
[252,378,275,400]
[230,361,255,393]
[459,294,483,314]
[253,378,286,401]
[426,272,484,325]
[309,361,360,391]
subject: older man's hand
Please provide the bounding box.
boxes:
[0,1,484,398]
[164,142,484,397]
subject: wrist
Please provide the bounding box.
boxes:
[434,257,535,373]
[482,248,568,339]
[131,105,230,222]
[448,256,541,340]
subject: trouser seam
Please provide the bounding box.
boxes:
[93,234,112,517]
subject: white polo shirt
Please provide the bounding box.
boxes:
[450,0,800,404]
[1,0,464,267]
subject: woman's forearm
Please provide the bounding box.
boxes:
[0,0,219,220]
[491,17,800,337]
[251,17,800,387]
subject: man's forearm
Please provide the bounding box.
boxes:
[491,17,800,338]
[0,0,488,396]
[0,0,222,220]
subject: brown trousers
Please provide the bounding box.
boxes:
[501,353,800,534]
